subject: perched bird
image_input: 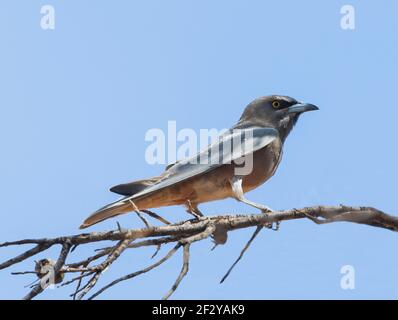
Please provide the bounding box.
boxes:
[80,95,318,229]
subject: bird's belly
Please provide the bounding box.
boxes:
[136,165,235,209]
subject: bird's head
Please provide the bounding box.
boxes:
[238,95,319,141]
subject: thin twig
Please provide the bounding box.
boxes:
[220,226,263,284]
[151,244,162,259]
[60,272,92,288]
[0,244,51,270]
[76,239,133,300]
[11,271,37,275]
[141,209,171,225]
[0,205,396,299]
[23,242,71,300]
[162,244,190,300]
[88,243,182,299]
[135,211,151,228]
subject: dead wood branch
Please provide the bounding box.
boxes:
[0,205,396,299]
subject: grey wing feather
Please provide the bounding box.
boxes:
[129,127,279,200]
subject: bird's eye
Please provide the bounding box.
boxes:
[272,101,280,109]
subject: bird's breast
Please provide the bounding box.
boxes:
[241,139,283,193]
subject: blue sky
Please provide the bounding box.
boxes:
[1,0,397,299]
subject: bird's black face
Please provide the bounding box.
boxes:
[239,95,318,140]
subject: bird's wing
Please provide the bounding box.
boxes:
[128,127,279,200]
[109,177,161,196]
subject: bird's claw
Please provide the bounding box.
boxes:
[260,205,273,214]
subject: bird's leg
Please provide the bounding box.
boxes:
[185,200,203,220]
[230,176,273,213]
[127,200,150,227]
[127,200,171,226]
[230,176,277,229]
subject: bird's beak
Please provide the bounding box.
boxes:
[287,103,319,115]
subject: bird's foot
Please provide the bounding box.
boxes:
[187,210,203,220]
[185,200,204,220]
[259,205,274,214]
[260,208,273,215]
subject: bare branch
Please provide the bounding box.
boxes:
[0,244,51,270]
[220,225,263,284]
[23,242,71,300]
[88,243,182,300]
[0,205,396,299]
[141,209,171,225]
[162,244,190,300]
[76,239,133,300]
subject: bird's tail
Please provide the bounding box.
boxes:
[79,198,134,229]
[80,176,162,229]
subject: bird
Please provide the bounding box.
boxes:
[80,95,318,229]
